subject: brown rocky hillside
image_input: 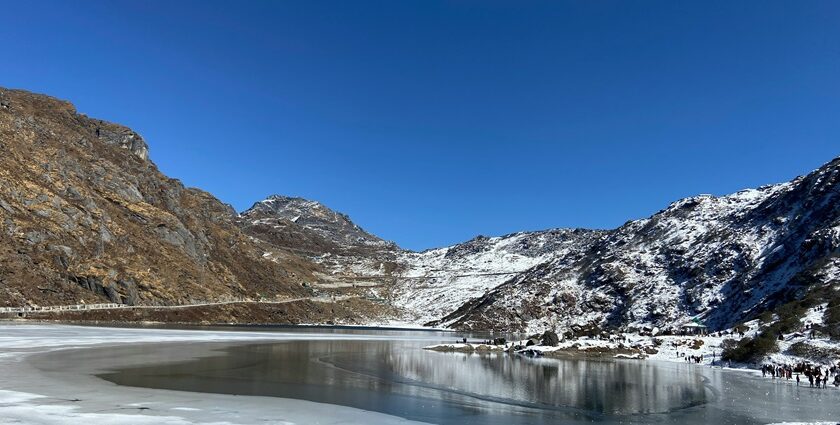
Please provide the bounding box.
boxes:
[0,88,318,308]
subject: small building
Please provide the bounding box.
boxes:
[680,322,708,336]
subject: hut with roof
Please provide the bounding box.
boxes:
[680,318,708,336]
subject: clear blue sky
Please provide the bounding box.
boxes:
[2,1,838,250]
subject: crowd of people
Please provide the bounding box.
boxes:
[761,362,840,388]
[684,355,703,364]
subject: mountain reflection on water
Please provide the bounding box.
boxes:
[99,339,748,424]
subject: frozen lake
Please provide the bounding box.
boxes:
[2,324,840,424]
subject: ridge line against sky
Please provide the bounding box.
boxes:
[237,154,835,249]
[2,0,838,250]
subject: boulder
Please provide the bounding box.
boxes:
[540,330,560,347]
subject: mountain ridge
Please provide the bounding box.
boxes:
[2,86,838,334]
[246,155,840,334]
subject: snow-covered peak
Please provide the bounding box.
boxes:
[429,156,840,333]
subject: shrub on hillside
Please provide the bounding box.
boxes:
[773,301,807,333]
[720,338,739,352]
[825,297,840,340]
[787,341,840,362]
[758,311,774,324]
[721,334,778,363]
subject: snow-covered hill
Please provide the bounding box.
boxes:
[437,158,840,333]
[391,230,603,324]
[240,157,840,333]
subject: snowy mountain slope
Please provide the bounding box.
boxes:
[239,156,840,333]
[391,230,603,324]
[237,196,603,321]
[438,157,840,333]
[239,201,602,325]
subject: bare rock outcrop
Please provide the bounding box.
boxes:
[0,88,317,309]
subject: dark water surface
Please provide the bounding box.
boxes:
[91,329,840,424]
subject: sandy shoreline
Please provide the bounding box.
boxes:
[0,323,434,425]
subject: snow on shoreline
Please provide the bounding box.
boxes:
[425,306,840,375]
[0,323,434,425]
[2,321,839,425]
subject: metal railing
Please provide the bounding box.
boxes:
[0,303,124,314]
[0,294,364,315]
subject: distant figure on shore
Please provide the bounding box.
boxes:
[796,375,799,386]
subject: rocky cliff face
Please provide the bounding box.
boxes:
[0,88,316,308]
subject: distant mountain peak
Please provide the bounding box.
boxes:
[241,195,398,252]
